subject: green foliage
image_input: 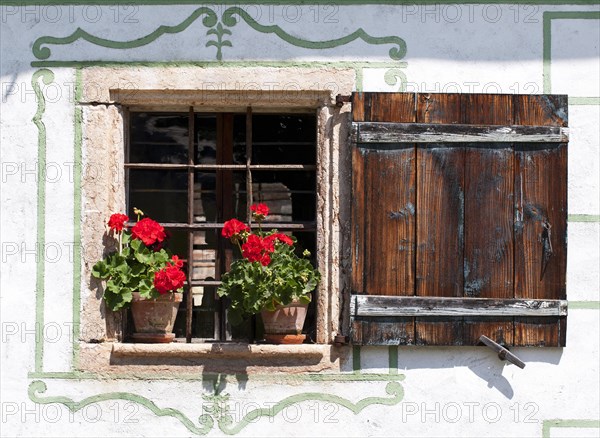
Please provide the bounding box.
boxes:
[91,218,181,311]
[217,235,321,326]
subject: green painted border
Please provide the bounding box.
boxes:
[29,378,404,435]
[28,380,213,435]
[388,346,399,375]
[32,7,218,60]
[2,1,600,5]
[569,214,600,222]
[353,345,361,373]
[31,60,406,68]
[32,69,55,373]
[72,103,82,369]
[569,301,600,309]
[543,11,600,102]
[569,97,600,105]
[28,371,406,381]
[30,5,406,62]
[542,419,600,438]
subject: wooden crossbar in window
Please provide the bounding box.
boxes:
[350,295,568,317]
[351,122,569,143]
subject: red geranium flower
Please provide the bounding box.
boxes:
[250,203,269,220]
[265,233,293,246]
[242,234,272,266]
[131,217,166,247]
[108,213,129,232]
[154,263,186,294]
[171,255,184,268]
[222,219,249,239]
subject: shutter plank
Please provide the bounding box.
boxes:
[514,95,568,347]
[416,93,465,345]
[350,92,416,345]
[351,146,366,294]
[464,147,514,299]
[515,95,568,127]
[514,143,567,345]
[364,146,415,296]
[352,92,416,123]
[416,145,465,298]
[463,94,515,345]
[352,318,414,345]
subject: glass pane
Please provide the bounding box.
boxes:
[129,113,189,164]
[163,229,188,262]
[193,171,217,223]
[233,114,247,164]
[289,231,317,262]
[250,114,317,165]
[251,171,316,222]
[230,172,248,221]
[193,171,248,222]
[128,169,187,223]
[192,285,217,339]
[191,228,218,282]
[195,114,217,164]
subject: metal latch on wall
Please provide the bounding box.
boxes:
[479,335,526,369]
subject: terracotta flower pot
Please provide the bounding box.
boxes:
[260,301,308,344]
[130,292,182,343]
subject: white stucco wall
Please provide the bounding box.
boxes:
[1,2,599,437]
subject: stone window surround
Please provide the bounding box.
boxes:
[78,66,355,373]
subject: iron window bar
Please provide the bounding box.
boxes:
[124,163,316,170]
[127,107,317,343]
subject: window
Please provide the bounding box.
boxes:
[126,108,318,342]
[349,92,568,347]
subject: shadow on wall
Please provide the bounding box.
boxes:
[362,346,564,399]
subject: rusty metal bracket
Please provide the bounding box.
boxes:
[336,94,352,107]
[479,335,526,369]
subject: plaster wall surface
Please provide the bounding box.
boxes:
[1,3,599,437]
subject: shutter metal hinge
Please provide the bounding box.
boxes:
[336,94,352,107]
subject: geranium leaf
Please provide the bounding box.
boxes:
[130,263,145,277]
[91,261,108,278]
[130,238,141,251]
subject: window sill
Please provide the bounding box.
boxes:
[111,342,330,360]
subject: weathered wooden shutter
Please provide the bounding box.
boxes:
[350,92,567,347]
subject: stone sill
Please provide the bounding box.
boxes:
[111,342,329,359]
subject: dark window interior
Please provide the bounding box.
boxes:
[126,109,318,342]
